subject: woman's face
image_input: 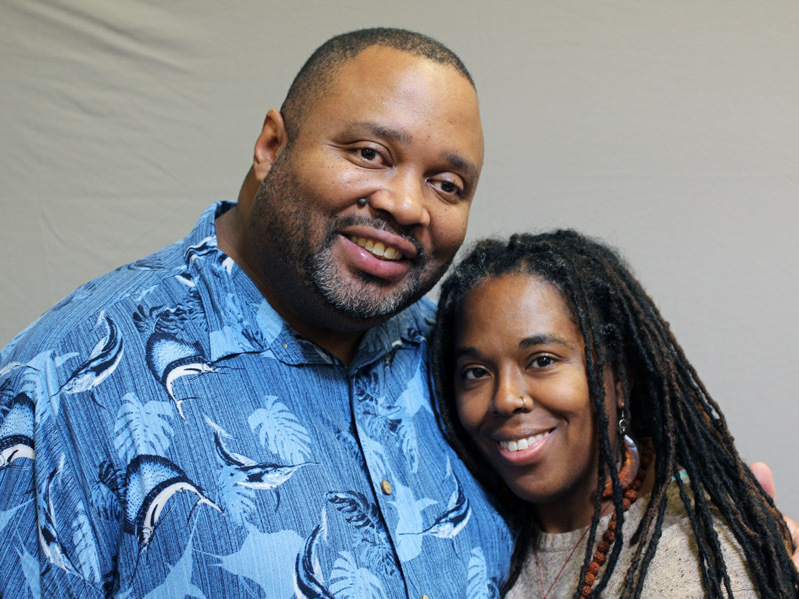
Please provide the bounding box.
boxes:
[453,273,623,532]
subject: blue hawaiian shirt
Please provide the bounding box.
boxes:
[0,202,514,599]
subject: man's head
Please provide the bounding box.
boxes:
[228,28,483,356]
[280,28,475,140]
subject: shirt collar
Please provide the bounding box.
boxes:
[184,202,434,367]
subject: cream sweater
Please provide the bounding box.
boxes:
[505,480,758,598]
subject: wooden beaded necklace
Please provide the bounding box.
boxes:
[534,437,654,599]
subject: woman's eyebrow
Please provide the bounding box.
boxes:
[519,334,574,350]
[453,346,482,361]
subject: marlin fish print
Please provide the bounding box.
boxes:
[399,479,471,540]
[57,312,124,404]
[123,455,221,551]
[145,332,216,420]
[0,392,35,469]
[294,523,335,599]
[213,430,313,509]
[38,466,81,577]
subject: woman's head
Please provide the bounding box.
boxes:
[451,271,625,531]
[433,230,796,597]
[434,231,653,504]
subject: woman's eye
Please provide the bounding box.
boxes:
[531,356,555,368]
[463,367,488,380]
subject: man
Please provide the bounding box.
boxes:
[0,29,509,598]
[0,27,794,598]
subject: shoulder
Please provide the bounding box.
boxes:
[639,481,759,598]
[404,295,437,339]
[1,240,189,364]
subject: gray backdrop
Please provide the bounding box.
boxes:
[2,1,797,517]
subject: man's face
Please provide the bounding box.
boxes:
[248,46,484,333]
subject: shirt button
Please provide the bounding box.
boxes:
[422,595,429,599]
[380,480,392,495]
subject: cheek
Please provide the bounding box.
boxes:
[455,395,484,436]
[430,206,469,257]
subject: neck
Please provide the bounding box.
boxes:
[534,493,612,534]
[216,204,364,365]
[534,437,654,534]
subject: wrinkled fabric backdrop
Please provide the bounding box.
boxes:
[1,0,797,515]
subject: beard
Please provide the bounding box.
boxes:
[249,148,452,323]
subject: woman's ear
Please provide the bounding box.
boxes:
[614,362,634,410]
[252,108,288,182]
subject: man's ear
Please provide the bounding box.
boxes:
[253,109,288,182]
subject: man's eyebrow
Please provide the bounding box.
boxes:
[519,334,575,351]
[443,152,478,182]
[346,121,412,145]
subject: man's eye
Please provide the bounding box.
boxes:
[359,148,377,160]
[433,178,465,199]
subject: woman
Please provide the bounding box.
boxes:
[432,230,797,598]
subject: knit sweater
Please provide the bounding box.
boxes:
[505,480,758,598]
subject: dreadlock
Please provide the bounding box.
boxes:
[431,230,797,598]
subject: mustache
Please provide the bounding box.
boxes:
[332,215,425,258]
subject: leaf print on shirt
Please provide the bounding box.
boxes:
[326,491,398,577]
[334,427,366,471]
[467,547,501,599]
[248,395,311,463]
[132,286,206,337]
[355,372,420,473]
[394,358,433,418]
[113,392,175,464]
[1,500,31,535]
[56,312,124,405]
[17,542,42,598]
[329,551,386,599]
[71,501,102,586]
[0,392,35,469]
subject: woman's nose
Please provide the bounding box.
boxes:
[492,373,532,415]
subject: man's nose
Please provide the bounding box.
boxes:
[366,173,430,228]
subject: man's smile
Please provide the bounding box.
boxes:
[346,234,403,261]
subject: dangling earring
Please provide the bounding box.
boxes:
[606,404,639,494]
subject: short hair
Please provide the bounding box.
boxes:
[280,27,475,138]
[432,230,797,597]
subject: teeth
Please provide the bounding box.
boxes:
[348,236,402,261]
[499,431,550,453]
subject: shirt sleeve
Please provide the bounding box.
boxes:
[0,358,111,599]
